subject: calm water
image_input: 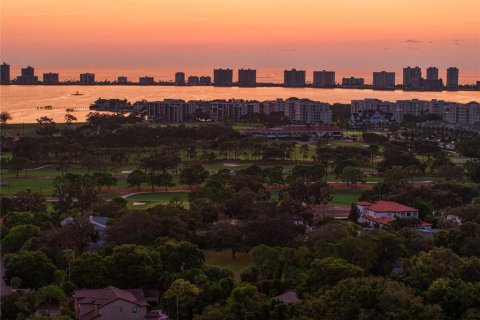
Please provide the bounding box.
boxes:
[1,85,480,123]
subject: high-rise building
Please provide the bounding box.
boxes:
[117,76,128,84]
[188,76,199,85]
[312,70,335,87]
[284,69,306,87]
[372,71,395,89]
[214,69,233,86]
[342,77,364,86]
[16,66,38,84]
[238,69,256,87]
[43,72,59,84]
[175,72,185,85]
[139,76,155,85]
[199,76,211,85]
[80,73,95,84]
[426,67,439,80]
[446,67,459,88]
[0,62,10,84]
[403,66,422,88]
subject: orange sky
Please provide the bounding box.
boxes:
[1,0,479,70]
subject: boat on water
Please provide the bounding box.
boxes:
[71,91,84,96]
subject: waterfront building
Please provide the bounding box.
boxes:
[139,76,155,85]
[441,101,480,124]
[80,73,95,84]
[188,76,199,85]
[284,69,306,87]
[17,66,38,84]
[175,72,185,85]
[394,99,430,122]
[139,99,185,122]
[238,69,256,87]
[213,68,233,86]
[342,77,364,86]
[447,67,459,88]
[283,97,331,124]
[199,76,211,85]
[0,62,10,84]
[117,76,128,84]
[43,72,59,84]
[312,70,335,87]
[403,66,422,88]
[426,67,439,80]
[372,71,395,89]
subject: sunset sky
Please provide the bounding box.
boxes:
[1,0,479,71]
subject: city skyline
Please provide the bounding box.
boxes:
[0,62,475,85]
[1,0,479,71]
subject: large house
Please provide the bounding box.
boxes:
[73,286,149,320]
[357,200,431,230]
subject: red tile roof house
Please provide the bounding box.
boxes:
[73,286,150,320]
[357,201,432,230]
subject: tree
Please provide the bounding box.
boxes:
[13,189,47,212]
[70,252,109,288]
[157,239,205,273]
[127,170,147,190]
[300,144,310,161]
[39,218,95,262]
[190,197,222,224]
[6,251,56,289]
[52,173,100,214]
[34,285,68,316]
[92,172,117,191]
[206,221,245,259]
[226,284,266,319]
[438,164,464,181]
[401,247,462,290]
[64,114,77,125]
[105,244,158,288]
[163,279,200,320]
[8,156,33,178]
[194,304,236,320]
[306,257,363,293]
[1,224,39,253]
[180,164,210,189]
[0,111,12,125]
[340,166,366,187]
[263,166,284,189]
[427,278,480,320]
[157,172,174,191]
[304,277,443,320]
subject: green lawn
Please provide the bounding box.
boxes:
[204,250,252,282]
[332,189,363,205]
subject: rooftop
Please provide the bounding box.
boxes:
[74,286,148,308]
[367,201,418,213]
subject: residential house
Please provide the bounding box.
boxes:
[73,286,148,320]
[357,201,431,230]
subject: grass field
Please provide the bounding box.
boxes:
[204,250,252,281]
[332,189,363,205]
